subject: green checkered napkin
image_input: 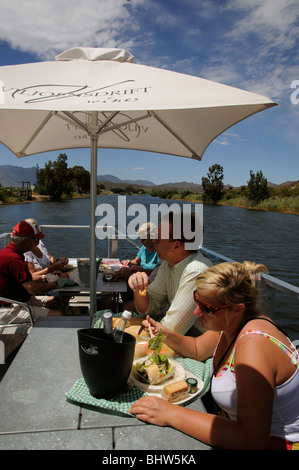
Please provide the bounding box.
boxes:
[66,379,145,416]
[65,357,212,416]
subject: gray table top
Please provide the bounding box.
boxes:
[57,272,128,294]
[0,317,211,451]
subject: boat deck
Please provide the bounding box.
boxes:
[0,316,212,451]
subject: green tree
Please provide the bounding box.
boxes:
[69,165,90,194]
[36,153,72,200]
[111,187,125,194]
[0,183,7,202]
[179,189,192,199]
[247,170,269,205]
[124,184,135,195]
[201,164,224,203]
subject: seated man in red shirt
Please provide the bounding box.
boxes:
[0,220,63,325]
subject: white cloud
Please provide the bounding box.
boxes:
[226,0,299,50]
[133,167,146,170]
[196,0,299,99]
[0,0,297,104]
[0,0,146,59]
[215,131,241,147]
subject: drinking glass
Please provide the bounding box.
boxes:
[105,273,113,286]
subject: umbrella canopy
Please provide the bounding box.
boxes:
[0,47,277,315]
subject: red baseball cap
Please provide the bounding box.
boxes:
[11,221,45,239]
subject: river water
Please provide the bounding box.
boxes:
[1,195,298,338]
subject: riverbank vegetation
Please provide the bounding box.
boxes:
[1,155,298,215]
[147,185,299,215]
[108,165,299,215]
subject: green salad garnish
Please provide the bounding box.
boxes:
[133,329,173,384]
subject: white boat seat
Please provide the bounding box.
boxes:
[0,296,34,331]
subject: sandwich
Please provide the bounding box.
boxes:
[133,329,174,385]
[134,353,173,384]
[162,380,189,403]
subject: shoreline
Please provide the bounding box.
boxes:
[186,198,299,216]
[1,193,298,216]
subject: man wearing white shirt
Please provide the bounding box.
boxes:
[128,212,212,334]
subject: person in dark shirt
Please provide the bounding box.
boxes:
[0,220,63,325]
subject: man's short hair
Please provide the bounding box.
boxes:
[161,211,200,252]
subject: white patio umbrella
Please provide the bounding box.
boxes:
[0,47,276,316]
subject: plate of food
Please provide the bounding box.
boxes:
[128,329,204,403]
[130,356,186,392]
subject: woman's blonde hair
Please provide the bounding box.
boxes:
[195,261,268,314]
[25,218,38,229]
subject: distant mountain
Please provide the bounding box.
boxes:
[97,174,155,187]
[0,165,155,188]
[0,164,297,192]
[0,165,37,187]
[152,181,203,192]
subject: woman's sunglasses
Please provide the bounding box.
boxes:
[193,290,230,317]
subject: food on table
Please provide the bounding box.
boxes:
[113,317,130,329]
[138,288,148,296]
[162,380,189,403]
[186,377,198,394]
[134,340,149,359]
[132,330,174,385]
[134,339,175,359]
[125,325,148,338]
[134,355,173,385]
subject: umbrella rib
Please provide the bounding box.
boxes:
[60,111,120,135]
[61,111,89,132]
[17,111,56,157]
[150,111,201,160]
[96,111,120,134]
[99,112,150,135]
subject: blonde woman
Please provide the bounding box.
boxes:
[130,261,299,450]
[24,218,69,309]
[24,218,68,281]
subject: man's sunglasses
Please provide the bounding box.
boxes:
[193,290,230,316]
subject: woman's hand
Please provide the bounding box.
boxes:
[53,259,68,271]
[129,396,174,426]
[142,315,170,337]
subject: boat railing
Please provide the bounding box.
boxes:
[39,224,140,258]
[1,225,299,317]
[0,233,10,249]
[201,247,299,317]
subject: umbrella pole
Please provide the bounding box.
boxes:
[89,111,99,319]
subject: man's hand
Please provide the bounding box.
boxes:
[128,271,149,292]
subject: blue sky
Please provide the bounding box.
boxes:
[0,0,298,187]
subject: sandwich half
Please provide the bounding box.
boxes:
[162,380,189,403]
